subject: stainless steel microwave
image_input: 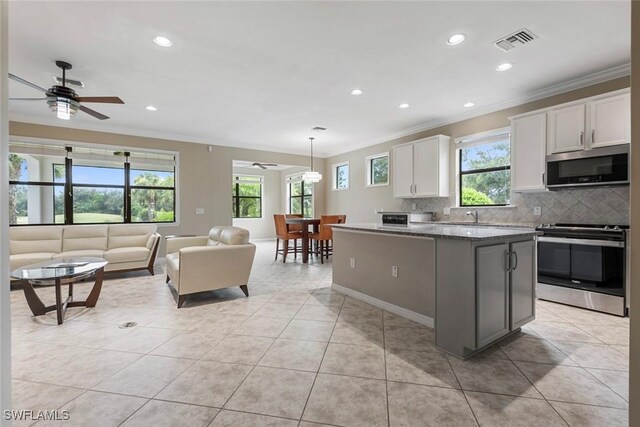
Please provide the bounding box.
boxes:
[546,145,630,189]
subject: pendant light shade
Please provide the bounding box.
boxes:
[302,136,322,183]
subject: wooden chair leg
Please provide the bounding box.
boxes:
[177,295,186,308]
[166,275,170,284]
[294,239,297,259]
[275,238,280,260]
[283,239,289,263]
[325,240,330,260]
[240,285,249,297]
[320,240,324,264]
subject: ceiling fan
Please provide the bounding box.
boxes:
[9,60,124,120]
[251,162,278,169]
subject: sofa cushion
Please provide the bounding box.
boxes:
[10,253,56,271]
[53,250,105,260]
[9,226,63,255]
[62,225,108,252]
[108,224,157,249]
[207,226,223,246]
[104,247,151,264]
[219,227,250,245]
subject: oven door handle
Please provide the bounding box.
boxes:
[538,236,625,248]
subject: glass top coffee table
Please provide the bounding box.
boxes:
[11,257,108,325]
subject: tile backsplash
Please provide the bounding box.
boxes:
[401,186,630,226]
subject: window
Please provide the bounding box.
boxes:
[232,175,263,218]
[287,174,313,218]
[458,130,511,207]
[8,141,177,225]
[332,161,349,190]
[366,152,389,186]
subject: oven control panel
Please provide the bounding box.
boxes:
[381,213,409,226]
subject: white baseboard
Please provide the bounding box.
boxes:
[331,283,434,328]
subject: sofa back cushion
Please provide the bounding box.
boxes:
[108,224,157,249]
[208,226,250,246]
[62,225,109,252]
[10,226,63,255]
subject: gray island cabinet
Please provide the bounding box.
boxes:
[331,223,541,359]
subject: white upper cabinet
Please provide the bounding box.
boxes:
[547,104,586,154]
[511,112,546,192]
[392,135,450,198]
[588,93,631,149]
[547,90,630,154]
[393,144,414,198]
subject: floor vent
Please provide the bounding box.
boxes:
[493,28,538,52]
[119,321,138,329]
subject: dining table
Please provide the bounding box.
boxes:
[285,217,321,263]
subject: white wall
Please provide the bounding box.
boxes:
[232,167,281,239]
[1,0,12,420]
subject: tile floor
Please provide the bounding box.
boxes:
[9,241,630,426]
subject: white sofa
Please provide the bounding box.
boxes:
[9,224,161,276]
[165,226,256,308]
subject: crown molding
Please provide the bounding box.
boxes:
[326,63,631,157]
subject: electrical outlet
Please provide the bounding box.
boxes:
[534,206,541,216]
[350,258,356,269]
[392,265,398,278]
[195,208,205,215]
[411,202,417,210]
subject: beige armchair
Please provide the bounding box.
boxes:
[165,226,256,308]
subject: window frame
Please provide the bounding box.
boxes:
[286,173,314,218]
[232,174,263,219]
[8,139,178,226]
[332,161,350,191]
[456,128,511,208]
[365,152,390,187]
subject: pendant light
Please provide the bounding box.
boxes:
[301,137,322,183]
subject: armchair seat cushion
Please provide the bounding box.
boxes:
[53,250,105,259]
[104,247,151,264]
[10,253,56,271]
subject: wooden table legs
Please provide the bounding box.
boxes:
[21,267,105,325]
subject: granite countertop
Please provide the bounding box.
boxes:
[332,223,542,241]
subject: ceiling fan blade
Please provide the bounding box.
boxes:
[76,96,124,104]
[79,105,109,120]
[256,164,267,169]
[9,97,47,101]
[262,163,278,167]
[9,73,48,93]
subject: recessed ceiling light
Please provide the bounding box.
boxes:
[350,89,364,96]
[496,62,513,71]
[463,102,475,108]
[398,103,410,109]
[446,34,465,45]
[145,105,158,111]
[153,36,172,47]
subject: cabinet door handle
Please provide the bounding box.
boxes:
[579,131,584,146]
[504,250,512,272]
[512,251,519,271]
[414,184,417,193]
[591,129,595,144]
[542,172,545,185]
[409,184,412,194]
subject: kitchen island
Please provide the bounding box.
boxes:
[331,223,541,359]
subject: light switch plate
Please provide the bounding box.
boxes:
[195,208,205,215]
[533,206,541,216]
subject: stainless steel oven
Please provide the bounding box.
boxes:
[546,145,629,189]
[536,224,628,316]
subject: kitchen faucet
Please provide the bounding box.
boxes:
[466,209,479,224]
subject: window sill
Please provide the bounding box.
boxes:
[452,205,517,210]
[366,183,389,188]
[332,187,350,192]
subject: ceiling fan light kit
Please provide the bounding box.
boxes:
[9,60,124,120]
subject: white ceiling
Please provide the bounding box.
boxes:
[8,1,630,157]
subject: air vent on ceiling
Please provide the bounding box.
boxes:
[52,75,85,88]
[493,28,538,52]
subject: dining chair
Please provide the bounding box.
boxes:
[310,214,346,263]
[273,214,302,262]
